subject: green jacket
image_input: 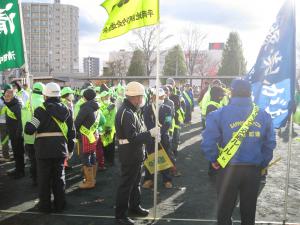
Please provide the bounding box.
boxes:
[74,98,85,119]
[99,101,117,147]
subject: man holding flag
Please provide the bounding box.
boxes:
[115,82,160,225]
[99,0,161,224]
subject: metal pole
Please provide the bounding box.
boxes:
[283,0,296,223]
[153,23,160,220]
[283,114,293,224]
[18,0,30,86]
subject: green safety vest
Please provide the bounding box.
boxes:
[79,111,101,143]
[100,101,117,147]
[40,105,68,140]
[22,93,44,144]
[217,105,259,168]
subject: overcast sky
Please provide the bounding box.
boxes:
[31,0,300,70]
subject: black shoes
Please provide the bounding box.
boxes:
[115,206,149,224]
[129,206,149,217]
[115,217,135,225]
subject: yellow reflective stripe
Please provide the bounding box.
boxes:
[177,109,184,123]
[207,101,222,109]
[51,117,68,140]
[217,105,259,168]
[169,118,175,133]
[183,91,193,106]
[5,106,17,120]
[40,105,68,140]
[174,124,180,129]
[1,135,9,145]
[79,111,101,143]
[0,106,6,115]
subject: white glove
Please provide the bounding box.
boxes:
[67,151,73,160]
[149,127,161,138]
[156,135,161,143]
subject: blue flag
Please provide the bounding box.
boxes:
[247,0,296,128]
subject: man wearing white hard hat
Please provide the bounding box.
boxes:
[115,82,160,225]
[25,82,76,213]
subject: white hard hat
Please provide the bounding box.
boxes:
[125,82,145,96]
[43,82,61,97]
[166,78,175,86]
[151,88,165,97]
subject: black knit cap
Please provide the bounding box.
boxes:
[83,88,96,101]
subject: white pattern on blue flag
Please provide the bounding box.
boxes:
[246,0,296,128]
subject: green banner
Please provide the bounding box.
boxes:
[0,0,25,72]
[100,0,159,41]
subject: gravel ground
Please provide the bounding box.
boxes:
[0,107,299,225]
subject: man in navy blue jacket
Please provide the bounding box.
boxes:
[201,79,276,225]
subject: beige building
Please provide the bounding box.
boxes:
[22,1,79,77]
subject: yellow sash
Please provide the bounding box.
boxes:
[5,106,17,120]
[217,105,259,168]
[40,105,68,140]
[80,111,100,143]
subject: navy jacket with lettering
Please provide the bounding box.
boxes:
[201,97,276,168]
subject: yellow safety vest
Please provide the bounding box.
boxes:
[169,118,175,133]
[206,101,222,110]
[217,105,259,168]
[40,105,68,140]
[177,108,185,124]
[183,91,193,106]
[79,111,101,143]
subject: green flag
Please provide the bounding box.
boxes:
[100,0,159,41]
[0,0,25,72]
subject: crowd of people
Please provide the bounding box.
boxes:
[2,76,295,225]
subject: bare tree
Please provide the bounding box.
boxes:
[130,27,172,76]
[105,52,130,78]
[193,51,221,77]
[181,25,207,76]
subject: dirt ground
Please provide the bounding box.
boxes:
[0,107,299,225]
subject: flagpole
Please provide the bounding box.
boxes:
[18,0,30,86]
[283,114,293,224]
[153,22,160,221]
[283,0,296,224]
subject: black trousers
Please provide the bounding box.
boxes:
[171,128,180,157]
[37,158,66,211]
[184,105,192,123]
[103,141,115,165]
[0,124,9,158]
[115,162,142,219]
[25,144,37,181]
[216,165,261,225]
[10,135,24,174]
